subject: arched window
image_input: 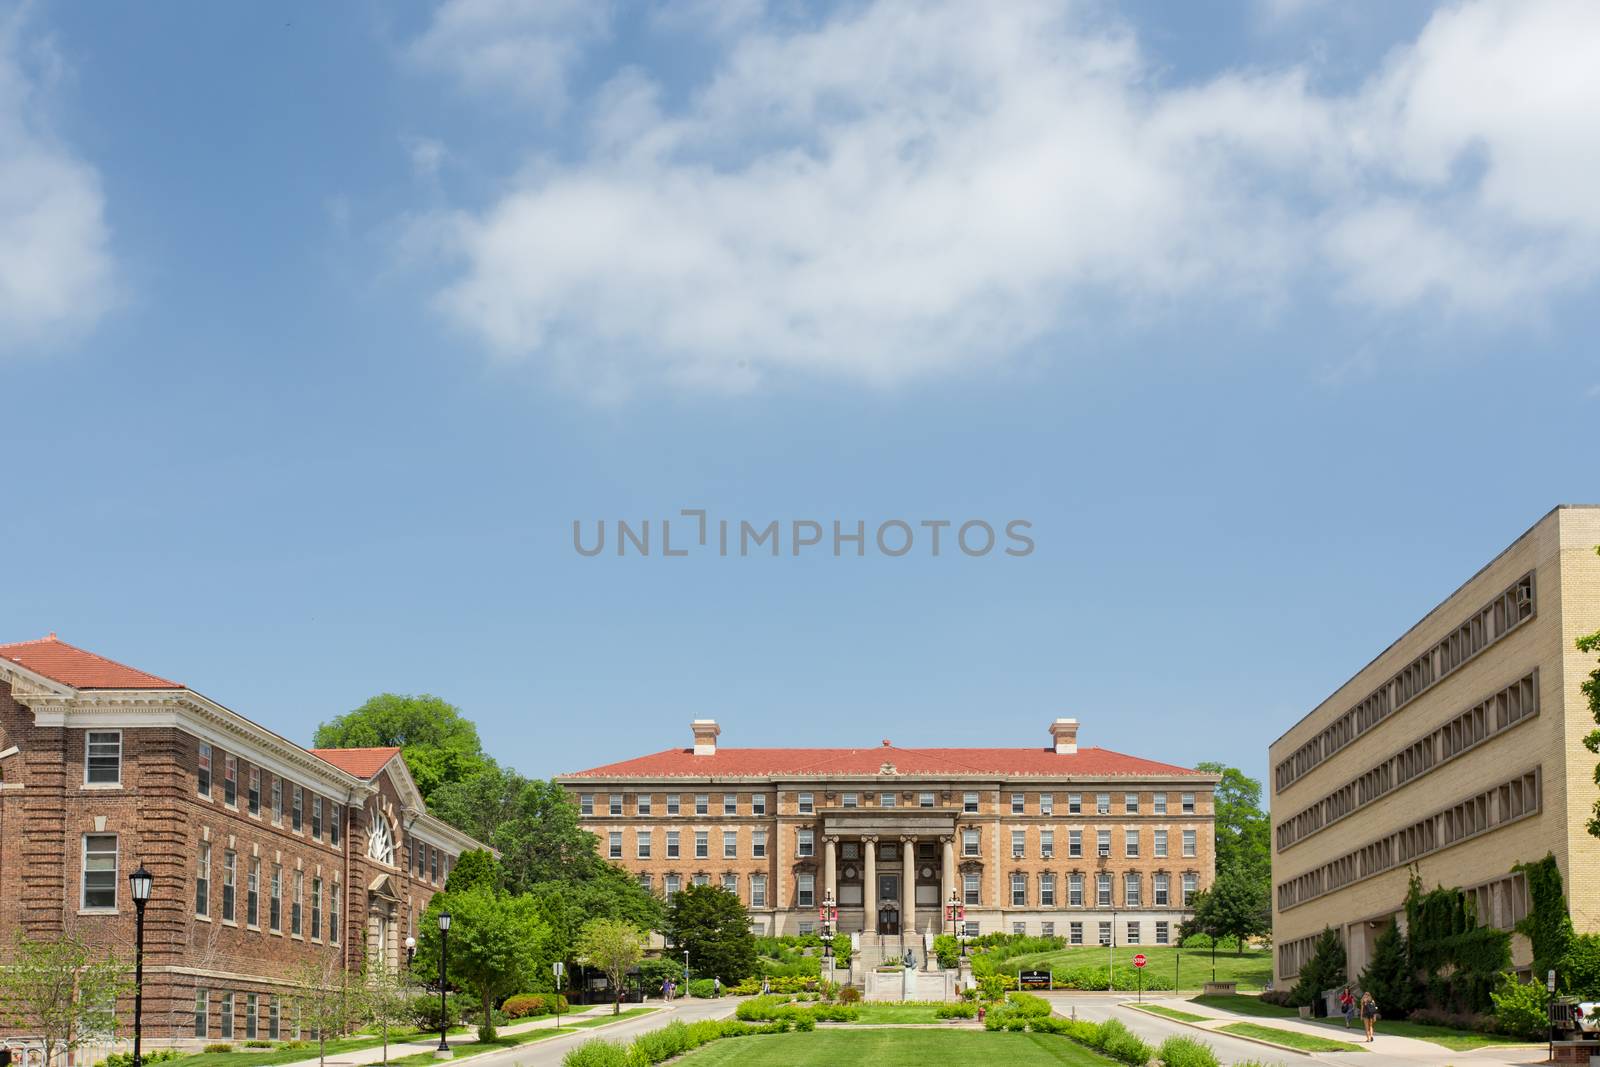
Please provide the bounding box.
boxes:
[367,811,396,866]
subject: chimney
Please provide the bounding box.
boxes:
[691,719,721,756]
[1050,718,1079,755]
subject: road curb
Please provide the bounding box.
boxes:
[1124,1004,1314,1057]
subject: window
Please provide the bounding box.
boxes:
[1155,921,1170,945]
[269,997,280,1040]
[246,994,258,1040]
[879,791,896,808]
[722,873,737,894]
[638,832,652,859]
[82,833,118,909]
[1182,829,1196,857]
[665,874,680,901]
[1125,829,1140,858]
[1011,872,1027,906]
[842,792,858,808]
[1097,830,1111,857]
[195,990,209,1038]
[724,794,737,815]
[723,831,737,859]
[798,920,814,935]
[609,831,622,859]
[1069,829,1082,857]
[367,812,395,866]
[695,830,709,859]
[1011,921,1026,935]
[797,792,814,814]
[610,794,623,816]
[1012,830,1025,857]
[1126,921,1141,945]
[1042,921,1055,936]
[963,792,979,813]
[85,731,121,785]
[797,829,813,857]
[637,793,652,815]
[1182,872,1198,906]
[221,992,234,1040]
[580,794,594,816]
[1154,830,1168,858]
[333,881,341,943]
[637,873,652,892]
[1154,873,1169,906]
[1096,793,1110,815]
[695,793,709,816]
[224,755,237,807]
[431,848,439,882]
[1041,872,1056,907]
[196,842,211,916]
[198,742,212,797]
[1041,829,1054,858]
[1069,873,1084,906]
[1041,793,1054,815]
[292,871,304,937]
[842,842,859,859]
[272,778,282,824]
[1097,872,1112,907]
[248,768,261,815]
[1070,921,1083,945]
[1068,793,1082,815]
[312,796,323,841]
[222,850,237,922]
[1153,793,1168,815]
[311,878,322,940]
[666,794,680,815]
[666,831,680,858]
[752,830,766,858]
[271,865,282,932]
[1011,793,1025,814]
[1124,872,1141,907]
[1124,792,1138,814]
[963,872,980,906]
[964,920,981,938]
[797,872,815,907]
[962,829,979,857]
[331,803,341,847]
[920,792,935,808]
[1181,792,1196,815]
[1098,921,1113,946]
[292,786,303,832]
[752,794,766,815]
[751,874,767,907]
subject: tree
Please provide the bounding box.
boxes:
[1360,921,1416,1018]
[444,850,503,894]
[1185,866,1270,956]
[414,886,552,1041]
[356,964,422,1066]
[661,885,756,984]
[1195,762,1270,880]
[575,919,647,1015]
[1289,927,1347,1009]
[0,933,128,1067]
[290,957,353,1067]
[314,694,490,803]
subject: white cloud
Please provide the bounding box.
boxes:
[0,9,114,354]
[403,135,448,180]
[413,0,1600,394]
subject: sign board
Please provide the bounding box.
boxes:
[1548,969,1557,992]
[1018,970,1052,989]
[1133,954,1148,969]
[553,961,565,978]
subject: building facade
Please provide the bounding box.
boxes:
[559,718,1216,948]
[1269,505,1600,988]
[0,636,487,1045]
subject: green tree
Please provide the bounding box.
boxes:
[0,933,129,1067]
[314,693,489,803]
[1289,927,1347,1008]
[355,963,422,1065]
[1195,762,1270,880]
[575,919,648,1015]
[414,886,552,1041]
[662,885,757,984]
[289,957,352,1067]
[1359,921,1416,1018]
[444,849,503,894]
[1185,865,1270,956]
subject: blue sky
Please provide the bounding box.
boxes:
[1,0,1596,788]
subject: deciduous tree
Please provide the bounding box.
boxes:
[0,933,128,1067]
[314,694,489,803]
[414,886,552,1041]
[575,919,647,1015]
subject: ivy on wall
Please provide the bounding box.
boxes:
[1513,854,1573,981]
[1579,547,1600,839]
[1403,869,1510,1013]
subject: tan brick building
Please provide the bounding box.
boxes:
[1269,505,1600,988]
[0,636,487,1045]
[559,719,1216,952]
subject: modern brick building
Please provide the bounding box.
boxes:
[0,636,487,1046]
[559,718,1216,952]
[1269,505,1600,988]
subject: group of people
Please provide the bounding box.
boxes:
[658,975,723,1000]
[1338,986,1379,1042]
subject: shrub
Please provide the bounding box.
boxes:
[1005,991,1052,1018]
[503,993,563,1019]
[202,1045,234,1054]
[1491,974,1549,1039]
[1158,1035,1220,1067]
[561,1039,631,1067]
[277,1042,309,1051]
[97,1051,185,1067]
[410,992,460,1032]
[838,985,861,1004]
[1257,989,1295,1008]
[1407,1007,1495,1032]
[1103,1028,1155,1066]
[242,1041,274,1049]
[934,1002,976,1018]
[687,978,717,998]
[933,934,961,969]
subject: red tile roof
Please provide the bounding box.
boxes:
[0,634,183,690]
[310,747,402,779]
[565,744,1205,779]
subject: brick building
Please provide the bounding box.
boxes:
[1269,505,1600,987]
[0,636,487,1045]
[558,719,1216,950]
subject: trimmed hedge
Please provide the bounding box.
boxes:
[735,995,859,1023]
[563,1019,793,1067]
[503,993,570,1019]
[1157,1035,1221,1067]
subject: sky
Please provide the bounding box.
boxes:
[1,0,1596,789]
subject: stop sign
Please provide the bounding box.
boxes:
[1133,954,1147,968]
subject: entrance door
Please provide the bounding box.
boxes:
[878,875,900,935]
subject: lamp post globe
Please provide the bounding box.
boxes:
[435,912,453,1058]
[129,865,153,1067]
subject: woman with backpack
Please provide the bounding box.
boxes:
[1360,991,1378,1042]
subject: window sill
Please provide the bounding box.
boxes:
[196,914,213,923]
[78,907,119,916]
[82,782,124,790]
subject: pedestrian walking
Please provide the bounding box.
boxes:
[1360,991,1378,1042]
[1339,986,1354,1027]
[713,976,721,997]
[760,976,770,996]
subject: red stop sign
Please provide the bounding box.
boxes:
[1133,954,1148,968]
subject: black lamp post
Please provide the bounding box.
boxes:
[129,865,153,1067]
[436,912,452,1058]
[405,936,416,968]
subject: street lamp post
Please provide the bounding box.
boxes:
[1108,907,1117,992]
[683,950,690,989]
[128,864,153,1067]
[436,912,453,1059]
[406,936,416,968]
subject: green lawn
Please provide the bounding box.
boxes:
[163,1029,471,1067]
[381,1008,658,1067]
[1216,1022,1364,1052]
[1189,993,1294,1019]
[1190,994,1531,1051]
[1132,1004,1209,1024]
[679,1030,1113,1065]
[998,945,1272,991]
[849,1002,946,1024]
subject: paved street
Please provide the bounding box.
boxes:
[444,997,739,1067]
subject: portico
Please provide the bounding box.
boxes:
[818,810,957,936]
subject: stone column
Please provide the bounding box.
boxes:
[901,835,917,937]
[823,836,838,911]
[863,837,878,933]
[941,835,956,931]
